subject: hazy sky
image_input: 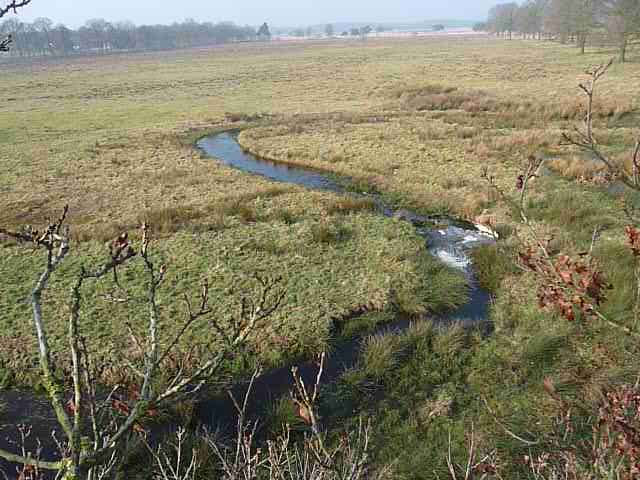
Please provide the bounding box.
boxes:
[13,1,493,27]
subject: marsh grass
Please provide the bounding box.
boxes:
[360,333,404,381]
[137,205,203,234]
[4,36,640,477]
[272,207,296,224]
[263,396,306,437]
[336,310,395,339]
[549,155,607,181]
[320,322,476,476]
[310,219,351,244]
[470,244,517,294]
[593,242,637,327]
[325,197,376,215]
[527,182,620,248]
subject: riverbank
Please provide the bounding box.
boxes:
[2,36,640,477]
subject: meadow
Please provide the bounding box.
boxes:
[2,35,640,477]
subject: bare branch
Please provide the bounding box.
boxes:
[633,139,640,186]
[562,59,640,193]
[0,34,11,52]
[0,0,31,19]
[0,447,61,471]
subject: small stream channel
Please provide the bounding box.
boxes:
[0,130,495,474]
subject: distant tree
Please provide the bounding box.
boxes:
[3,16,258,57]
[325,23,334,37]
[350,27,360,36]
[488,2,519,38]
[111,20,136,50]
[544,0,577,42]
[305,25,313,37]
[32,16,52,54]
[515,1,537,38]
[257,21,271,40]
[361,25,373,36]
[84,18,112,51]
[375,25,385,35]
[574,0,600,53]
[0,0,32,52]
[473,21,489,31]
[51,22,74,54]
[531,0,550,39]
[602,0,640,62]
[292,28,305,37]
[484,0,640,58]
[341,30,349,36]
[432,24,446,31]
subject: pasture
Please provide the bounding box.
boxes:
[2,35,640,476]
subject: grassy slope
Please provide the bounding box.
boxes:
[2,37,640,476]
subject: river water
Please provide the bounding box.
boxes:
[0,130,495,474]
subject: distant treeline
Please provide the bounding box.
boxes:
[0,18,261,57]
[475,1,640,61]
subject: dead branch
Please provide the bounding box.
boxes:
[0,209,285,477]
[563,59,640,193]
[0,34,11,52]
[0,1,32,52]
[0,0,30,17]
[0,0,31,18]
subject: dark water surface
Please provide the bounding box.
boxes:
[0,131,495,473]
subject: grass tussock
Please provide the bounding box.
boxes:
[470,244,516,294]
[325,197,376,215]
[393,84,504,113]
[310,220,351,244]
[361,333,403,380]
[391,82,635,128]
[137,206,202,234]
[272,207,296,224]
[527,184,619,248]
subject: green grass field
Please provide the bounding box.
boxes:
[3,36,640,476]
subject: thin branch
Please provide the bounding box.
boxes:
[0,0,31,19]
[0,34,11,52]
[633,139,640,187]
[0,447,61,471]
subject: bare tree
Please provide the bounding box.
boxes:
[0,0,31,51]
[0,212,285,479]
[601,0,640,62]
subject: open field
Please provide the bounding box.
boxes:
[3,35,640,476]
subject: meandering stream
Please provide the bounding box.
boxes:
[0,130,495,473]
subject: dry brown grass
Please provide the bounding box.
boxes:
[325,197,377,215]
[549,155,609,182]
[2,35,640,386]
